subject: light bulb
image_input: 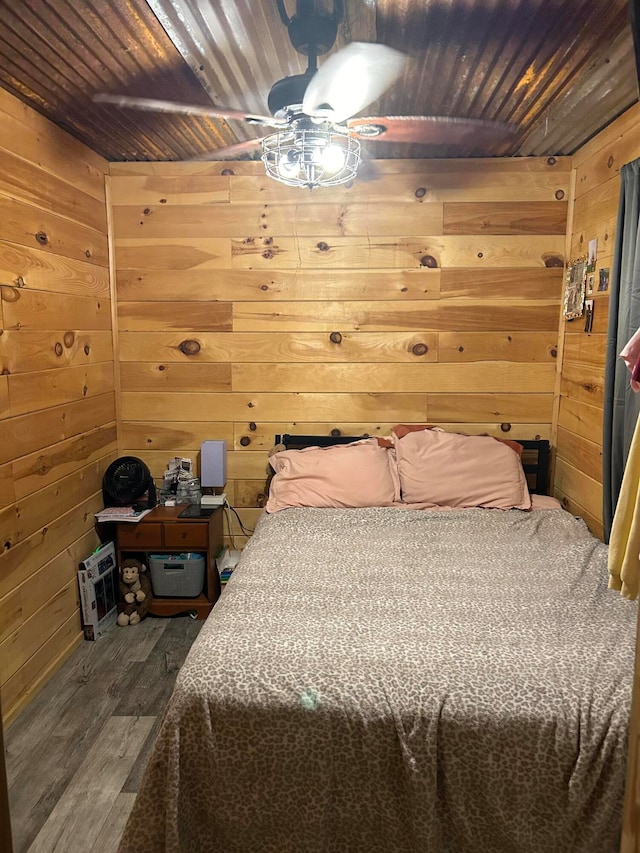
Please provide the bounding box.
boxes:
[278,149,299,178]
[319,145,346,174]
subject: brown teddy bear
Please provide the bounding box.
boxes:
[117,558,152,626]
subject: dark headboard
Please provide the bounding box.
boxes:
[275,434,551,496]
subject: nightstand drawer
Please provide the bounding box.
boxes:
[164,524,209,548]
[118,523,163,548]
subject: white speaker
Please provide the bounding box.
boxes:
[200,440,227,488]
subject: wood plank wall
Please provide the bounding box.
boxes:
[554,102,640,541]
[110,156,570,544]
[0,89,117,724]
[560,102,640,853]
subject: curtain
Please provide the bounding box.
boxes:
[603,159,640,540]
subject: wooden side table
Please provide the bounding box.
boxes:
[114,506,223,619]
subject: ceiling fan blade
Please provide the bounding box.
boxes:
[93,94,285,128]
[347,116,516,146]
[302,42,406,124]
[191,137,266,161]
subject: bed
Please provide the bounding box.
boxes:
[118,431,637,853]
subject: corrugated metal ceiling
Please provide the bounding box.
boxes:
[0,0,636,161]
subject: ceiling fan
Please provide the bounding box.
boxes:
[95,0,514,189]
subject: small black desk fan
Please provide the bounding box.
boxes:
[102,456,157,509]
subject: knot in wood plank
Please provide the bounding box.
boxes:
[178,339,201,355]
[0,285,20,302]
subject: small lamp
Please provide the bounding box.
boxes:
[200,440,227,507]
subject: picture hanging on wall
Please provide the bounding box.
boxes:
[564,257,587,320]
[598,267,610,291]
[584,299,594,333]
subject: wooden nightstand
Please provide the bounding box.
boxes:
[114,506,223,619]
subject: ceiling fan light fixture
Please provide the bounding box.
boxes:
[262,124,360,190]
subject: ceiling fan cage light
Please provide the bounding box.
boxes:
[262,126,360,189]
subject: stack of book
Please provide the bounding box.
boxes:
[219,567,234,586]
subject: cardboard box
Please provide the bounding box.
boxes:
[78,541,118,640]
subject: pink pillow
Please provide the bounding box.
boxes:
[266,440,400,512]
[393,428,531,510]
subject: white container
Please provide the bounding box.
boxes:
[149,552,205,597]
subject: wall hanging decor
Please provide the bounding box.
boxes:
[564,257,587,320]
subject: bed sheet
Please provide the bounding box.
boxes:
[119,507,636,853]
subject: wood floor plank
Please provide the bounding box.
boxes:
[6,625,144,785]
[6,617,201,853]
[114,617,201,717]
[89,792,137,853]
[120,716,164,796]
[116,619,202,794]
[121,618,168,663]
[26,715,155,853]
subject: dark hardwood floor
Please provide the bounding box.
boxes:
[4,615,202,853]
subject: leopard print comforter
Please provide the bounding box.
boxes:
[118,507,637,853]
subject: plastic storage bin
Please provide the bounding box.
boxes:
[149,552,205,597]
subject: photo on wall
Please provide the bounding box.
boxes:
[584,299,594,333]
[598,267,610,291]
